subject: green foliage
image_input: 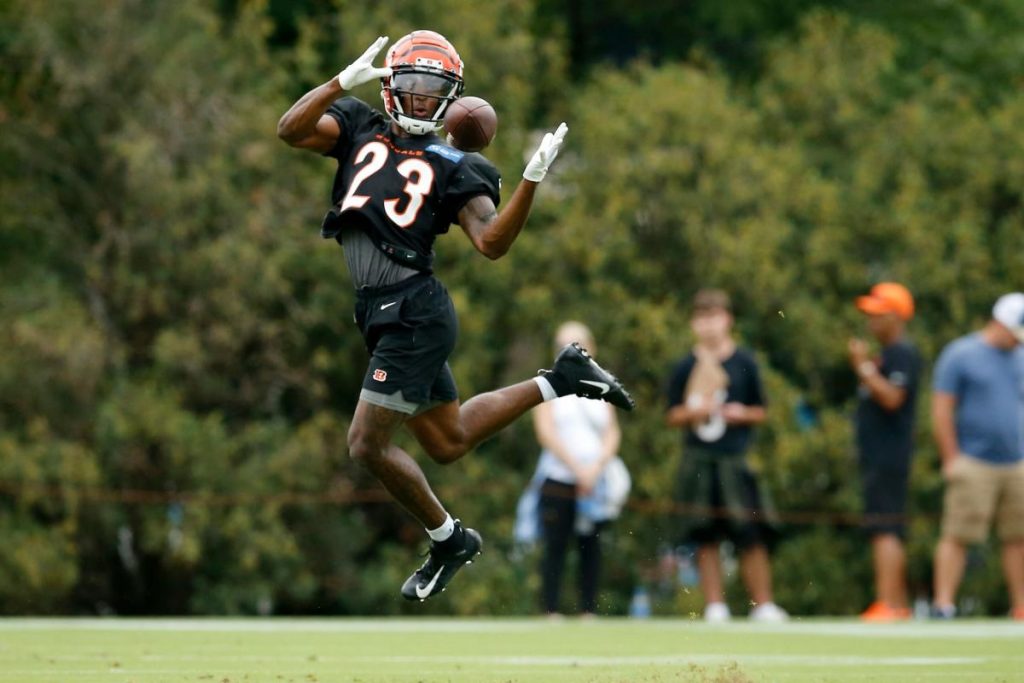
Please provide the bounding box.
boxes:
[1,0,1022,618]
[0,517,78,614]
[771,528,870,616]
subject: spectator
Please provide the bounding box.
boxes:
[532,322,625,618]
[665,289,787,622]
[849,282,922,622]
[931,292,1024,620]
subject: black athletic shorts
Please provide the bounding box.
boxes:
[674,448,780,551]
[859,457,911,538]
[353,273,458,415]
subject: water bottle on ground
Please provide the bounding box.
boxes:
[629,585,652,618]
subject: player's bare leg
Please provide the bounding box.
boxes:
[347,401,447,528]
[377,344,633,602]
[932,536,967,615]
[739,544,774,606]
[871,533,908,610]
[741,545,789,621]
[406,381,543,464]
[697,544,726,608]
[346,399,483,602]
[1000,541,1024,615]
[408,343,634,466]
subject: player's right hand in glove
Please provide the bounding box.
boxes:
[523,122,568,182]
[337,36,392,91]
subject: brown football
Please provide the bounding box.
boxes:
[444,96,497,152]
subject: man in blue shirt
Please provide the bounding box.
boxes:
[931,292,1024,620]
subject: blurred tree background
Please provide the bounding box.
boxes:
[1,0,1022,617]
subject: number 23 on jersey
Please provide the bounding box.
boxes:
[339,141,435,228]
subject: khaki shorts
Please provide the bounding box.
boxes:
[941,455,1024,543]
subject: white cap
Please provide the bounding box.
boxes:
[992,292,1024,343]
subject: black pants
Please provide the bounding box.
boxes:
[858,455,911,538]
[539,479,607,614]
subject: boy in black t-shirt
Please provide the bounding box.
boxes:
[849,282,921,621]
[665,289,787,622]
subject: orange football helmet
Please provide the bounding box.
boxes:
[380,30,465,135]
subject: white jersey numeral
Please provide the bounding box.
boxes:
[340,141,435,229]
[340,141,389,212]
[385,158,434,227]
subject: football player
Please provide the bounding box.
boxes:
[278,31,635,602]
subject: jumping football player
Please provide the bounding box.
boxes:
[278,31,635,601]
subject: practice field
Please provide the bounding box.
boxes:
[0,617,1021,683]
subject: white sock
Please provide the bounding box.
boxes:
[426,514,455,542]
[533,375,558,402]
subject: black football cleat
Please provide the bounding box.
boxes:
[401,521,482,602]
[541,342,636,410]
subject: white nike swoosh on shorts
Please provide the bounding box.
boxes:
[415,567,445,600]
[380,301,398,310]
[580,380,611,395]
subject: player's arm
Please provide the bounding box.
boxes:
[277,80,344,153]
[664,363,710,427]
[277,36,391,153]
[458,184,536,259]
[857,366,908,412]
[723,356,767,425]
[721,403,766,425]
[931,391,959,477]
[578,406,622,495]
[848,339,909,411]
[457,123,569,260]
[665,402,710,427]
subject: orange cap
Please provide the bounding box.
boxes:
[856,282,914,320]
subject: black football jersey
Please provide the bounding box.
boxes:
[321,97,501,270]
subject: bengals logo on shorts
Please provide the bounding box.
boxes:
[373,368,388,382]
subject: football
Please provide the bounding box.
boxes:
[444,96,497,152]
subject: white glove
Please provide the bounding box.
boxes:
[337,36,393,91]
[523,122,568,182]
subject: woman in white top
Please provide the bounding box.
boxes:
[532,321,622,617]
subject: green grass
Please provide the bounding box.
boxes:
[0,617,1022,682]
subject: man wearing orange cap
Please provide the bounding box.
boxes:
[848,282,922,621]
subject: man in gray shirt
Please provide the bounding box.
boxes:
[931,292,1024,619]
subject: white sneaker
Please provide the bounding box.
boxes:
[750,602,789,622]
[704,602,732,622]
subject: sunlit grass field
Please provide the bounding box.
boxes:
[1,617,1021,682]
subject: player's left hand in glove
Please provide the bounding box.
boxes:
[523,122,568,183]
[337,36,392,91]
